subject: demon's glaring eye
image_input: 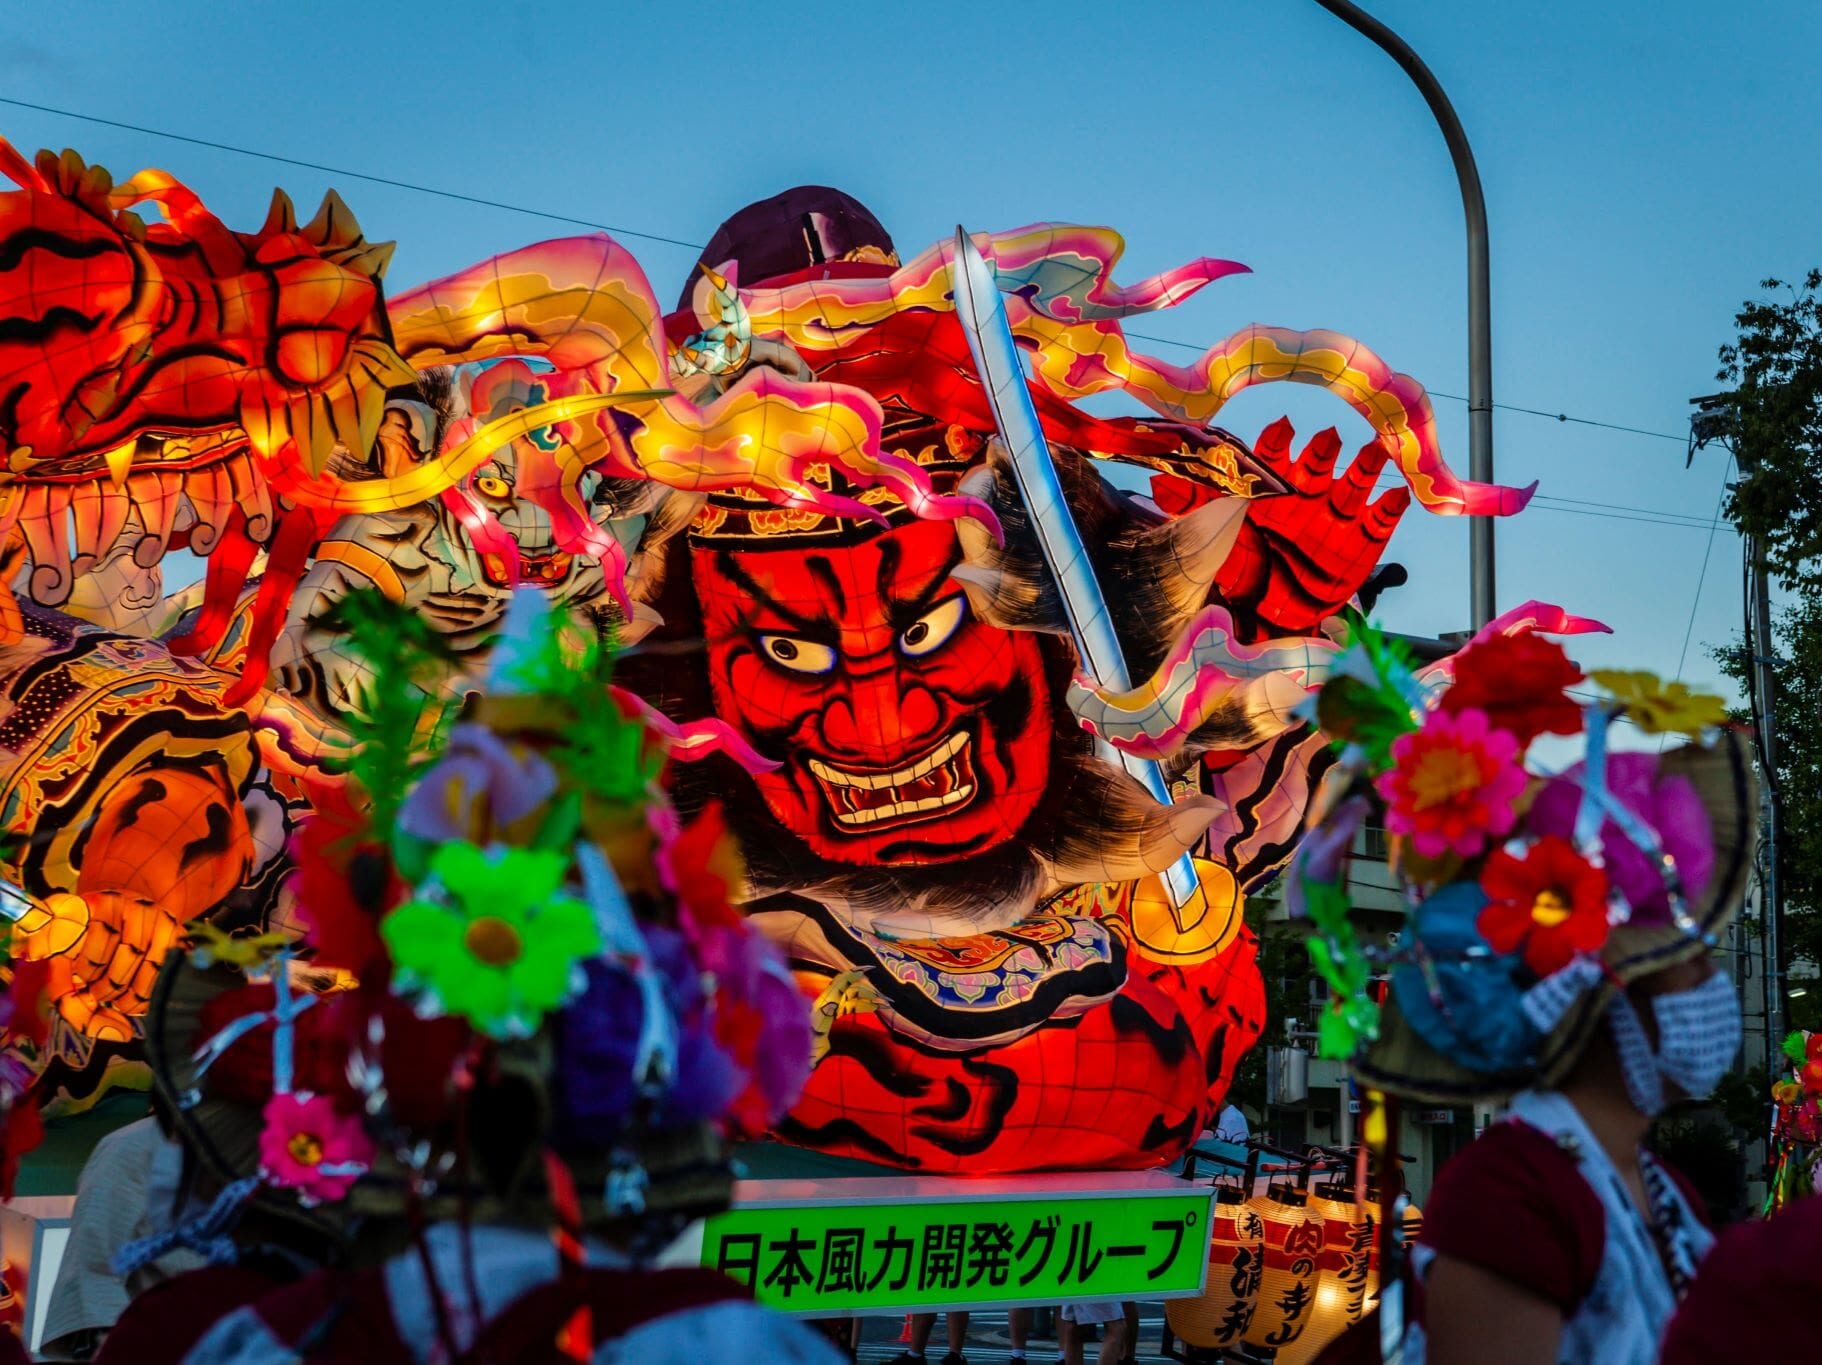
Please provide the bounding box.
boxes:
[474,474,512,500]
[760,634,837,674]
[900,594,967,658]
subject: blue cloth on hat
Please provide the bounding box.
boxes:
[1390,882,1544,1074]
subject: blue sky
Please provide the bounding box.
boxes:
[3,0,1817,714]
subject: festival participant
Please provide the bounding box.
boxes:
[1008,1305,1032,1361]
[92,591,840,1364]
[1412,950,1725,1363]
[1210,1104,1251,1143]
[1658,1194,1822,1362]
[37,1115,200,1359]
[1059,1298,1128,1364]
[1291,630,1756,1365]
[888,1310,969,1365]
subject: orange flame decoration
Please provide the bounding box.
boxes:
[374,235,996,531]
[740,224,1535,518]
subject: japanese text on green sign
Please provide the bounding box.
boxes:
[702,1189,1212,1313]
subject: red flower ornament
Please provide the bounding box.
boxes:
[1477,836,1611,977]
[1803,1035,1822,1097]
[1440,633,1584,747]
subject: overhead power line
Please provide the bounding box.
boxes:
[1673,456,1736,678]
[1432,392,1686,445]
[0,94,1725,532]
[0,95,704,252]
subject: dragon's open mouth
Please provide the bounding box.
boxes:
[807,730,977,831]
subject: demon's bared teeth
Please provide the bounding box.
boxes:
[825,784,977,827]
[806,732,968,791]
[808,733,978,829]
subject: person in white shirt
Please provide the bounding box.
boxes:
[1210,1103,1250,1143]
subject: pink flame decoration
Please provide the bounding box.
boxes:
[608,685,781,775]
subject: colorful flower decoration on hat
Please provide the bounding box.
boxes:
[658,805,813,1133]
[1310,620,1423,769]
[382,842,603,1040]
[1283,794,1380,1056]
[551,938,740,1146]
[134,586,816,1257]
[1290,600,1742,1073]
[1476,835,1611,977]
[1389,882,1550,1074]
[1588,670,1728,737]
[317,589,461,842]
[396,723,559,849]
[257,1091,373,1205]
[1803,1033,1822,1097]
[1526,751,1714,927]
[1440,633,1584,746]
[1376,706,1526,860]
[1285,794,1369,922]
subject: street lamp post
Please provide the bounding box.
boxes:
[1314,0,1496,631]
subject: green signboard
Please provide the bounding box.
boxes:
[699,1175,1215,1315]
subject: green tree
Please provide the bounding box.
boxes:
[1717,597,1822,1032]
[1716,271,1822,590]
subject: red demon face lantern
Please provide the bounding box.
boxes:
[692,517,1052,867]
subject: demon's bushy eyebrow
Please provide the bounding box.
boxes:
[711,550,822,632]
[712,535,966,636]
[887,539,966,629]
[805,555,846,614]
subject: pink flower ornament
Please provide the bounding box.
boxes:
[258,1092,373,1204]
[1375,706,1526,860]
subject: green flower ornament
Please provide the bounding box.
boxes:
[382,842,601,1039]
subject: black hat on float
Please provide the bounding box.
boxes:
[676,186,974,548]
[675,185,900,311]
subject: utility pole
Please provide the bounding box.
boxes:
[1748,535,1787,1045]
[1314,0,1496,631]
[1691,393,1786,1058]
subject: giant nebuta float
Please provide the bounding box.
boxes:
[0,147,1570,1173]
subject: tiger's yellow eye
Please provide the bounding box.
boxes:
[474,476,511,499]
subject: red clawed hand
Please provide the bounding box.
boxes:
[1215,417,1411,637]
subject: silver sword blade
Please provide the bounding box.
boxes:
[950,228,1199,914]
